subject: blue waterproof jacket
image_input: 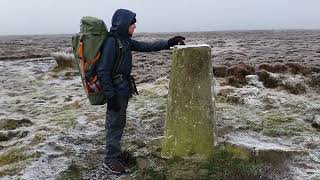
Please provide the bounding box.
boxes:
[97,9,169,99]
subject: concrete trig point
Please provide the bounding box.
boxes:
[161,44,217,159]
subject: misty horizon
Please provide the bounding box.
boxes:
[2,28,320,37]
[1,0,320,35]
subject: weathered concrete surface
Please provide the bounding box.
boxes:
[161,45,217,159]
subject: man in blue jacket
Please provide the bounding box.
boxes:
[97,9,185,174]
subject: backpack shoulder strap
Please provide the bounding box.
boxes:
[110,36,124,75]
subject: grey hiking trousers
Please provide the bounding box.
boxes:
[105,95,129,159]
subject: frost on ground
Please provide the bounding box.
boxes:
[0,31,320,179]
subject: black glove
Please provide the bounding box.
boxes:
[107,96,121,112]
[168,36,186,47]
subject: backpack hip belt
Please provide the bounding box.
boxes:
[112,74,139,95]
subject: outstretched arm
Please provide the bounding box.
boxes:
[130,36,185,52]
[129,39,169,52]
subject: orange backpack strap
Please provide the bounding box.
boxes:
[78,40,101,64]
[77,36,102,93]
[78,41,84,60]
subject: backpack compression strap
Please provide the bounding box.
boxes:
[78,41,101,64]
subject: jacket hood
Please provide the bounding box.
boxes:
[110,9,136,38]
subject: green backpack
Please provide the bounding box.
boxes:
[72,16,123,105]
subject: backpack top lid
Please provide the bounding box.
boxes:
[80,16,108,35]
[77,16,108,61]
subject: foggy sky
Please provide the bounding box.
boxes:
[1,0,320,35]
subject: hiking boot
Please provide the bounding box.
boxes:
[119,151,136,167]
[103,158,125,174]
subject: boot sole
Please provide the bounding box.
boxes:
[103,162,125,174]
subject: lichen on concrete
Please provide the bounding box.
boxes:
[162,45,216,159]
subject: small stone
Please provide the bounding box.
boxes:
[225,132,307,164]
[245,75,264,88]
